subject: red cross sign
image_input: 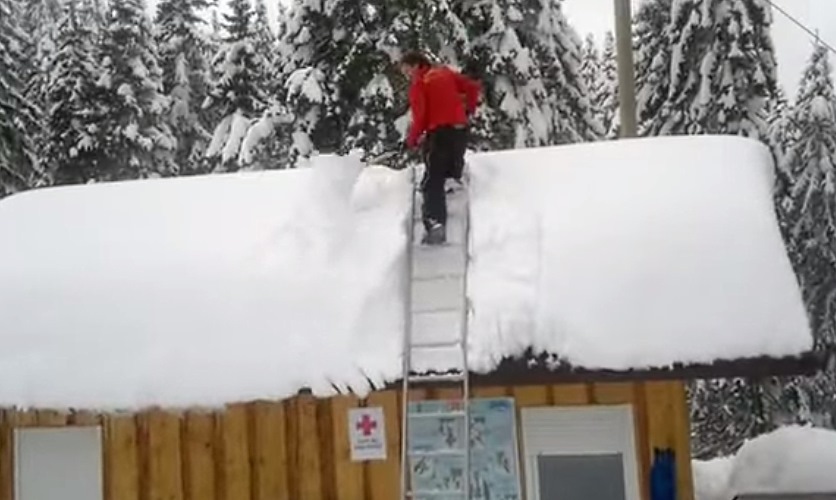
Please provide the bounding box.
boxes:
[348,407,386,461]
[356,413,377,436]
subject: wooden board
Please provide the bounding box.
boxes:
[295,395,323,500]
[218,404,250,500]
[550,384,590,405]
[105,416,140,500]
[0,411,13,500]
[145,411,183,500]
[330,396,364,500]
[365,391,400,500]
[182,411,216,500]
[251,402,290,500]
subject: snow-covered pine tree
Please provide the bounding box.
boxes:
[633,0,672,135]
[333,1,410,159]
[378,0,469,67]
[598,30,619,138]
[94,0,175,180]
[655,0,778,138]
[275,0,334,162]
[580,33,604,131]
[203,0,272,170]
[690,45,836,456]
[224,0,254,41]
[523,0,603,144]
[229,0,298,170]
[689,377,773,459]
[764,44,836,433]
[253,0,279,93]
[580,33,601,95]
[276,0,394,162]
[764,88,795,215]
[462,0,552,149]
[783,43,836,352]
[16,0,62,168]
[44,0,106,185]
[0,0,43,196]
[340,37,402,159]
[155,0,212,174]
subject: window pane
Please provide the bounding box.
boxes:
[537,453,626,500]
[15,427,103,500]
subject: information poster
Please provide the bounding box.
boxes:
[407,397,522,500]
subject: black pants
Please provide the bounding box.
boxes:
[421,125,468,229]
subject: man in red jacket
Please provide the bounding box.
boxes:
[400,51,481,245]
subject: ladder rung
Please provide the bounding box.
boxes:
[408,410,466,419]
[412,273,464,282]
[409,448,466,457]
[410,339,461,349]
[408,372,466,383]
[412,306,462,314]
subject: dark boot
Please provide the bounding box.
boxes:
[421,219,446,245]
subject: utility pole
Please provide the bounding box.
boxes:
[613,0,638,138]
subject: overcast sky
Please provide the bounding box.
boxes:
[151,0,836,97]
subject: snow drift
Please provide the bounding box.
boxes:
[693,425,836,500]
[0,135,813,410]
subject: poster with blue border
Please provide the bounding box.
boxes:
[407,397,522,500]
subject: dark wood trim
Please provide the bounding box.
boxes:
[374,349,832,391]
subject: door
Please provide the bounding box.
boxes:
[520,405,640,500]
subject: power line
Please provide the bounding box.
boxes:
[766,0,836,57]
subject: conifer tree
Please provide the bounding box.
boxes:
[44,0,105,185]
[155,0,212,173]
[633,0,672,135]
[203,0,270,170]
[689,377,773,458]
[379,0,470,67]
[598,31,619,138]
[655,0,777,137]
[766,45,836,437]
[783,44,836,351]
[524,0,603,144]
[253,0,280,94]
[463,0,553,149]
[0,0,43,195]
[277,0,399,161]
[17,0,62,166]
[94,0,175,180]
[580,33,601,95]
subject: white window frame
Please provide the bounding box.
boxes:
[14,426,104,500]
[520,405,641,500]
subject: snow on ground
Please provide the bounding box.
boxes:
[694,426,836,500]
[693,456,735,500]
[0,135,814,410]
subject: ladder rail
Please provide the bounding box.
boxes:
[460,174,472,500]
[400,165,417,500]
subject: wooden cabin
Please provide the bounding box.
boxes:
[0,357,825,500]
[0,381,690,500]
[0,136,821,500]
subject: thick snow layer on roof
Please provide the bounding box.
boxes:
[0,154,411,409]
[465,134,811,371]
[693,426,836,499]
[0,135,813,410]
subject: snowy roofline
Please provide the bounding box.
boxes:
[0,136,816,411]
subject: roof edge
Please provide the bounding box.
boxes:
[381,349,833,390]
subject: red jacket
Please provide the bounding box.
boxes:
[406,65,481,148]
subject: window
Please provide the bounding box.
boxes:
[520,405,640,500]
[15,427,103,500]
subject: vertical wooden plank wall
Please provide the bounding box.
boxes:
[0,381,694,500]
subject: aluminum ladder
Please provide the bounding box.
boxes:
[400,165,472,499]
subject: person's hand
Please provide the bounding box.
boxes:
[406,134,424,150]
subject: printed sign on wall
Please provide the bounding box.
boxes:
[407,397,522,499]
[348,406,387,461]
